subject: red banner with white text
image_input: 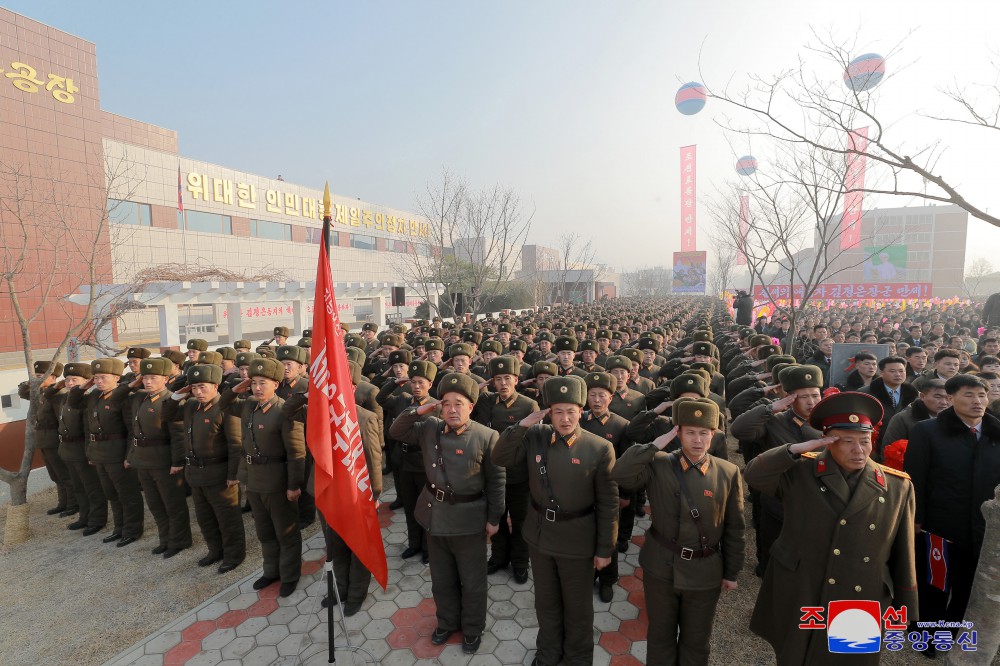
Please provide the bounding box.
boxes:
[840,127,868,249]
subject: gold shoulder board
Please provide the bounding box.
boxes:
[878,463,911,480]
[801,451,819,459]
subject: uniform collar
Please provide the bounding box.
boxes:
[679,454,711,475]
[254,395,278,413]
[444,421,470,436]
[496,393,517,409]
[586,410,610,425]
[197,394,221,411]
[550,427,581,448]
[411,395,429,407]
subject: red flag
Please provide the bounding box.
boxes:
[307,209,387,589]
[925,531,949,593]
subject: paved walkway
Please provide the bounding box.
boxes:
[104,503,652,666]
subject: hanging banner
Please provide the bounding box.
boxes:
[680,145,697,251]
[672,251,706,294]
[737,195,749,265]
[754,282,932,301]
[840,127,868,249]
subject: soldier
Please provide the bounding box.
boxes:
[619,348,656,394]
[216,347,239,379]
[595,330,612,367]
[360,321,380,354]
[389,373,506,654]
[576,340,604,373]
[472,340,503,378]
[627,375,730,460]
[120,347,152,384]
[519,361,556,406]
[275,345,314,529]
[636,338,661,382]
[164,364,245,573]
[612,398,744,666]
[51,363,108,534]
[183,339,209,371]
[18,361,76,516]
[581,372,633,602]
[433,343,485,396]
[745,391,917,665]
[234,339,253,353]
[551,336,588,378]
[424,337,446,365]
[225,358,306,597]
[272,326,291,346]
[494,376,618,666]
[604,356,645,421]
[473,356,540,583]
[125,357,192,557]
[525,331,556,366]
[67,358,144,546]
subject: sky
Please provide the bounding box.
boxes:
[7,0,1000,273]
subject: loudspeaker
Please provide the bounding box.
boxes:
[392,286,405,307]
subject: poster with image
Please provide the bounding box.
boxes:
[672,251,706,294]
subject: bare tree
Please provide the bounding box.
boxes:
[621,266,673,297]
[708,247,738,298]
[0,149,142,545]
[963,258,995,301]
[551,232,599,305]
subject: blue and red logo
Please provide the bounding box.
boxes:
[827,600,883,654]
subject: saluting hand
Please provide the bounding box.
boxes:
[169,466,184,475]
[680,355,695,363]
[763,384,782,394]
[519,378,537,387]
[770,393,796,413]
[652,400,674,415]
[652,425,679,451]
[54,379,66,391]
[233,378,251,394]
[519,409,549,427]
[755,372,772,380]
[129,377,143,389]
[478,378,493,391]
[789,436,838,456]
[415,399,441,416]
[395,377,409,386]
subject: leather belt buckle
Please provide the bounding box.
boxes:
[690,508,700,519]
[401,443,410,453]
[435,488,446,502]
[545,508,557,522]
[246,454,253,465]
[89,434,96,442]
[680,547,694,560]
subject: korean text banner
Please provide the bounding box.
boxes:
[753,282,932,301]
[680,145,697,252]
[840,127,868,249]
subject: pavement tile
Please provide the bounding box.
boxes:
[599,631,632,656]
[226,592,258,611]
[491,619,522,641]
[609,600,640,620]
[391,606,424,627]
[181,621,217,643]
[214,609,247,629]
[265,605,300,626]
[436,644,474,666]
[245,597,279,617]
[287,611,320,635]
[234,616,268,637]
[255,623,289,645]
[131,656,164,666]
[398,574,424,591]
[513,608,538,628]
[468,655,503,666]
[387,625,421,649]
[494,639,528,664]
[184,649,222,666]
[242,645,278,665]
[517,626,539,649]
[361,617,396,640]
[489,600,518,619]
[275,632,310,657]
[509,590,534,609]
[593,611,622,632]
[195,602,229,622]
[144,631,181,654]
[381,649,418,666]
[219,636,255,660]
[593,645,612,666]
[367,599,399,619]
[163,640,201,665]
[610,655,644,666]
[200,628,237,651]
[629,640,647,661]
[618,618,648,641]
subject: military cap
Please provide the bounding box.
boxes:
[481,340,503,355]
[388,350,412,366]
[448,343,474,358]
[748,334,771,348]
[508,339,528,353]
[769,362,795,382]
[187,338,209,352]
[596,329,611,340]
[126,347,152,360]
[691,341,717,357]
[536,331,556,343]
[765,354,797,372]
[429,327,444,339]
[481,327,495,336]
[408,360,438,383]
[659,361,691,381]
[391,324,406,334]
[778,364,824,392]
[344,333,366,350]
[497,323,512,333]
[611,331,625,341]
[346,361,362,385]
[234,339,253,350]
[63,362,92,380]
[559,328,575,338]
[671,373,708,399]
[521,326,536,336]
[673,397,720,430]
[490,356,521,377]
[255,344,274,355]
[424,337,445,352]
[382,333,403,348]
[411,336,426,349]
[273,326,291,338]
[692,330,714,342]
[362,322,378,333]
[462,330,483,346]
[585,371,617,394]
[438,372,479,404]
[344,346,366,367]
[636,337,660,353]
[302,329,313,338]
[297,337,312,349]
[216,346,238,362]
[162,350,186,366]
[198,351,224,367]
[249,358,284,382]
[554,336,578,353]
[757,344,780,359]
[91,357,125,376]
[235,351,260,367]
[186,363,223,386]
[619,348,642,364]
[809,391,884,433]
[139,357,172,376]
[257,348,276,359]
[33,360,64,376]
[538,322,552,330]
[533,361,558,377]
[604,355,632,372]
[275,345,308,365]
[543,375,587,408]
[579,339,599,353]
[690,361,715,375]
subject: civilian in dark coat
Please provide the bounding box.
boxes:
[858,357,917,460]
[733,291,754,326]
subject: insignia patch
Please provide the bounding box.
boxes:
[606,433,613,438]
[535,454,542,463]
[258,424,264,429]
[817,459,827,472]
[875,467,885,488]
[148,408,154,412]
[805,373,813,380]
[455,449,464,455]
[571,458,580,464]
[559,386,568,393]
[694,409,703,417]
[204,419,210,423]
[849,414,860,423]
[704,489,713,497]
[104,405,110,410]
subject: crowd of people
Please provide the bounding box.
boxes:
[18,294,1000,664]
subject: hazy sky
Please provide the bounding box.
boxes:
[9,0,1000,272]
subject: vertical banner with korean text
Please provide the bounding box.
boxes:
[680,145,697,251]
[840,127,868,249]
[737,195,749,265]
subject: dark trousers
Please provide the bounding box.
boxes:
[618,493,636,546]
[529,546,596,666]
[597,505,623,586]
[398,468,427,552]
[137,467,192,550]
[249,490,302,583]
[66,459,107,527]
[191,483,245,565]
[95,462,144,538]
[428,532,488,636]
[915,537,979,631]
[322,514,373,606]
[489,481,530,569]
[645,571,721,666]
[40,447,75,510]
[298,451,316,525]
[758,511,782,573]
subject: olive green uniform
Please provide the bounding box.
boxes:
[610,387,645,422]
[494,424,618,666]
[473,390,539,573]
[19,381,75,512]
[389,409,506,638]
[613,445,746,666]
[277,374,315,526]
[125,388,192,551]
[51,385,106,526]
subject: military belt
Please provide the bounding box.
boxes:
[133,437,170,447]
[425,482,483,504]
[245,454,286,465]
[186,454,227,467]
[59,435,85,443]
[400,443,422,454]
[647,526,717,560]
[530,497,594,522]
[89,432,127,442]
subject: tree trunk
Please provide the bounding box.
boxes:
[4,475,30,547]
[946,485,1000,665]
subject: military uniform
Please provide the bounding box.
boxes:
[612,399,745,666]
[276,346,315,528]
[19,363,76,515]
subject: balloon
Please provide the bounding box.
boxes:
[735,155,758,176]
[675,82,707,115]
[844,53,886,92]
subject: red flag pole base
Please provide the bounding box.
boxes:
[321,561,380,664]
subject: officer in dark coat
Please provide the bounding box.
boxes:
[745,391,917,666]
[494,376,619,666]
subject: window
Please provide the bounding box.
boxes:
[186,210,232,234]
[350,234,375,250]
[304,227,337,245]
[415,244,432,257]
[251,219,291,241]
[388,239,409,253]
[108,199,151,226]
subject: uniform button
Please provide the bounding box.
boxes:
[839,519,847,526]
[427,503,432,507]
[432,464,436,468]
[430,484,436,489]
[878,497,885,503]
[833,549,841,556]
[820,486,827,492]
[855,585,862,592]
[828,578,836,585]
[863,557,870,563]
[869,524,876,530]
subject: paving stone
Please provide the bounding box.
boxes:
[130,656,164,666]
[491,619,522,641]
[372,584,402,601]
[593,611,621,632]
[255,623,289,645]
[288,611,321,635]
[630,640,648,661]
[494,639,528,664]
[468,655,502,666]
[242,645,279,666]
[400,561,425,576]
[362,618,396,639]
[143,631,181,654]
[509,590,534,609]
[227,592,258,611]
[297,595,323,615]
[386,532,408,544]
[593,645,612,666]
[487,584,514,601]
[164,614,197,633]
[489,600,518,619]
[398,574,424,591]
[196,602,230,621]
[235,616,269,637]
[185,649,223,666]
[609,600,639,620]
[392,589,423,608]
[436,644,473,666]
[266,605,300,626]
[220,636,255,660]
[513,608,538,628]
[381,649,417,666]
[359,638,391,661]
[277,589,307,606]
[368,599,399,619]
[202,628,237,651]
[518,626,539,649]
[276,632,310,657]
